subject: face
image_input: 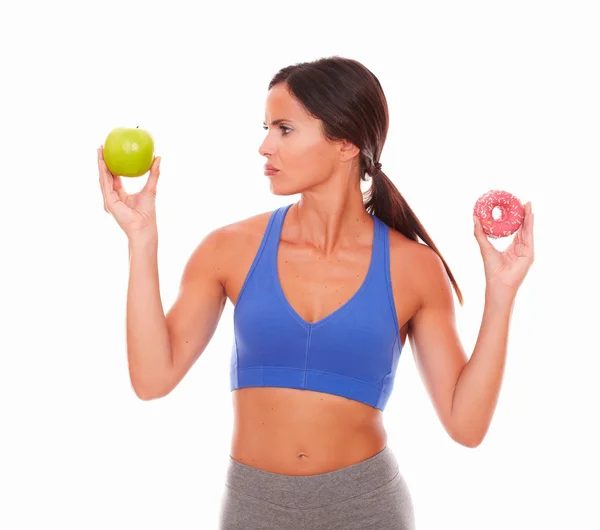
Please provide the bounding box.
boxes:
[259,83,356,195]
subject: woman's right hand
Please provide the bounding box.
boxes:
[98,146,162,239]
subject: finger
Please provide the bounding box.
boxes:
[525,202,534,253]
[107,194,135,220]
[473,215,496,255]
[98,148,121,213]
[112,174,128,203]
[515,218,524,246]
[113,173,123,191]
[510,226,524,255]
[98,148,108,212]
[98,146,112,175]
[103,177,126,215]
[142,156,161,196]
[98,146,118,178]
[519,202,529,236]
[99,161,114,212]
[98,146,127,207]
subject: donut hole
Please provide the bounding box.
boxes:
[492,206,503,220]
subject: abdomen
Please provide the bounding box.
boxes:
[229,387,387,475]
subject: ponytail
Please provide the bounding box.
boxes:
[363,167,464,306]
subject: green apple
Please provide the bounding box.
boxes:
[103,126,155,177]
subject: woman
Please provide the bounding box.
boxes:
[97,56,534,529]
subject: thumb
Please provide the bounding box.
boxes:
[143,156,161,196]
[473,214,495,255]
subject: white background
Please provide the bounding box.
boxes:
[1,0,598,528]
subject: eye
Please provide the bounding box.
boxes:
[262,125,292,135]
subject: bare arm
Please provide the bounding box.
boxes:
[408,246,516,448]
[450,288,514,447]
[407,246,470,445]
[126,228,227,400]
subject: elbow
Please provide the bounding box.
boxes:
[129,366,172,401]
[135,389,161,401]
[132,381,168,401]
[455,432,484,448]
[459,436,483,448]
[450,425,484,448]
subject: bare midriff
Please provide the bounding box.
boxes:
[229,386,387,476]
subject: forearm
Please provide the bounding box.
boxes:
[126,231,173,399]
[451,286,516,446]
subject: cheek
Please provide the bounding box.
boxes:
[286,138,331,171]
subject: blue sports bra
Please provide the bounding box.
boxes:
[230,203,403,411]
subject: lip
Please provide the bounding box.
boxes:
[264,164,280,176]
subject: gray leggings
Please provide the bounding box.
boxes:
[219,445,415,529]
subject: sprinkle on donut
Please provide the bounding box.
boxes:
[473,190,524,238]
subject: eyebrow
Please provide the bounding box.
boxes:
[262,119,295,126]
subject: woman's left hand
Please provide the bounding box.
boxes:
[473,201,535,297]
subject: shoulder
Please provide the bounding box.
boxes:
[387,227,453,314]
[186,208,276,280]
[387,227,440,276]
[212,208,276,249]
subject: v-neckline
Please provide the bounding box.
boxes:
[273,204,377,329]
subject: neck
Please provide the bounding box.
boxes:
[290,189,372,255]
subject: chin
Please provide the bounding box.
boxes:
[269,179,303,196]
[269,174,323,196]
[270,187,299,197]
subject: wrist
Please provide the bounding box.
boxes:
[485,282,517,308]
[128,229,158,252]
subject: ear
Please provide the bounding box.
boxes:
[339,139,360,163]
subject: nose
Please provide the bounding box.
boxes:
[258,132,274,159]
[258,141,269,158]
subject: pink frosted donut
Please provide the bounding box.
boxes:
[473,190,524,238]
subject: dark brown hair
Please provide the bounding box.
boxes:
[268,56,463,305]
